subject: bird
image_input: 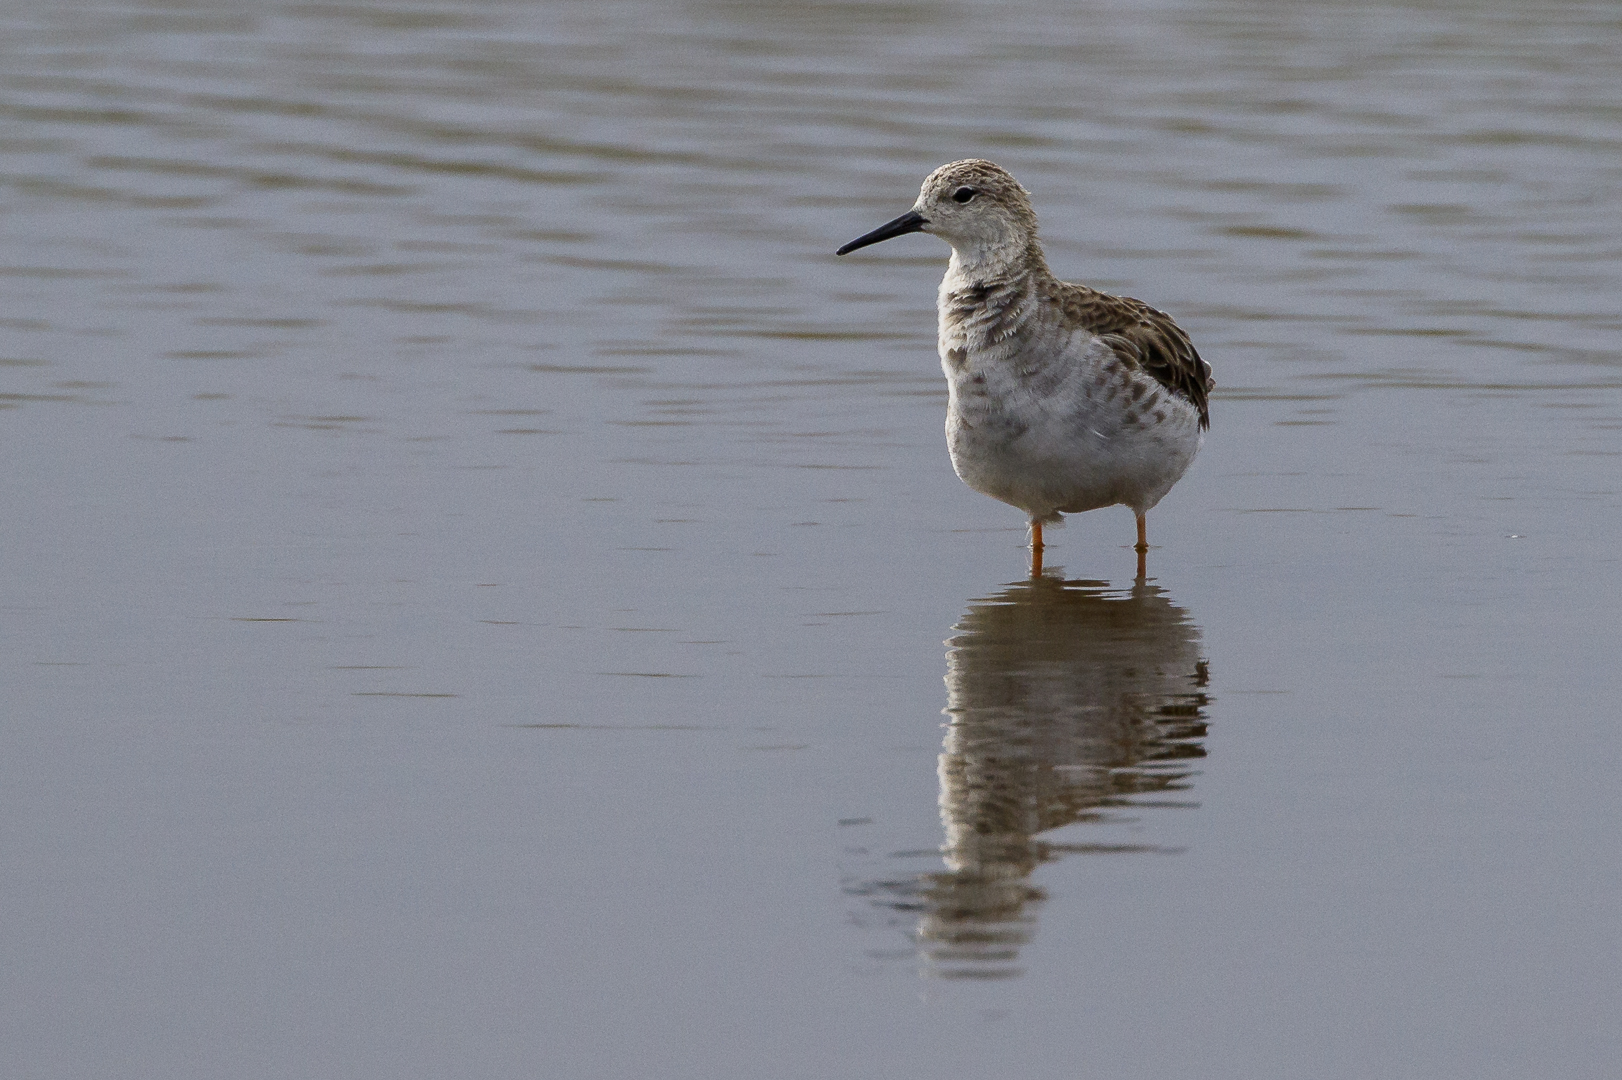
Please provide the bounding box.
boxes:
[836,159,1213,575]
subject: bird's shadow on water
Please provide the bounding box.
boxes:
[846,568,1210,980]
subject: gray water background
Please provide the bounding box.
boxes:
[3,1,1620,1077]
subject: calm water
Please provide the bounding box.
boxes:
[3,1,1620,1076]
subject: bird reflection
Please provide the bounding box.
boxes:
[861,572,1208,980]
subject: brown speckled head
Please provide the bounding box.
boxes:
[914,159,1039,254]
[837,159,1042,269]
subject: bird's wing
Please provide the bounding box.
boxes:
[1055,284,1213,429]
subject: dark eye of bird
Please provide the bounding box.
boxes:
[951,186,977,203]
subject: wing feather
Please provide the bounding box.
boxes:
[1054,284,1213,429]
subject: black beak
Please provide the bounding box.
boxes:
[836,210,928,255]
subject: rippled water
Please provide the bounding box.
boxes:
[4,1,1620,1077]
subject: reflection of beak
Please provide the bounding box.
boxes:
[836,209,928,255]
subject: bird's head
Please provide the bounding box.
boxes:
[837,159,1040,270]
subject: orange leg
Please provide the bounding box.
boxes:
[1134,514,1148,578]
[1029,519,1044,578]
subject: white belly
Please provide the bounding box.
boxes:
[942,336,1202,522]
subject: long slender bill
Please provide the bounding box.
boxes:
[836,210,928,255]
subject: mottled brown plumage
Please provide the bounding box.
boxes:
[1046,282,1213,429]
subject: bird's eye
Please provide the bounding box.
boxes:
[951,186,978,204]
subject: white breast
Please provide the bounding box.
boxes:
[937,291,1203,523]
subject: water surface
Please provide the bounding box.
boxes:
[3,1,1620,1077]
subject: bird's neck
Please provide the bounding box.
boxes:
[940,241,1050,348]
[946,236,1048,286]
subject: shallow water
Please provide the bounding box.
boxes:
[3,1,1620,1076]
